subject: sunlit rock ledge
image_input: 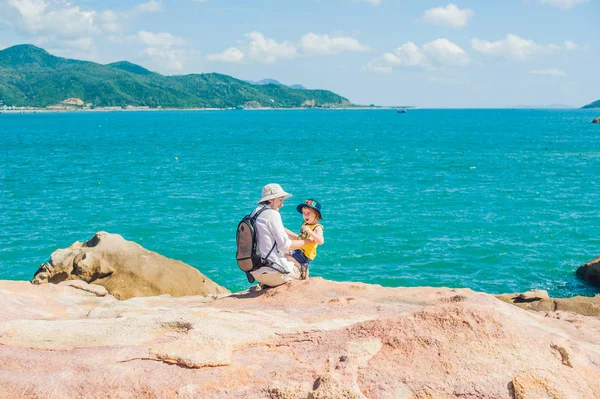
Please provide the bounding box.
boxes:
[3,232,600,398]
[1,277,600,399]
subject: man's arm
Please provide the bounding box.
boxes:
[284,227,299,239]
[288,239,308,251]
[268,212,307,252]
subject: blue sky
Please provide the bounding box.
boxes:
[0,0,597,107]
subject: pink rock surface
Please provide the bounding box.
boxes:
[1,278,599,399]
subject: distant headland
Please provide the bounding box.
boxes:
[0,44,355,111]
[582,99,600,109]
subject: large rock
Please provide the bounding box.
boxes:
[496,289,600,316]
[1,278,599,399]
[576,255,600,288]
[31,232,229,299]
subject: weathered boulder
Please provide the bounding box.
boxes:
[496,289,600,316]
[576,255,600,288]
[1,278,599,399]
[31,232,229,299]
[592,117,600,124]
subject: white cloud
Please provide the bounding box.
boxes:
[383,42,427,67]
[539,0,588,9]
[470,34,561,61]
[0,0,133,52]
[209,30,370,64]
[0,0,106,54]
[98,10,124,34]
[133,30,185,48]
[141,47,187,70]
[0,0,199,72]
[135,1,163,13]
[423,38,471,66]
[529,68,567,76]
[422,4,474,29]
[207,47,245,63]
[563,40,578,50]
[300,33,369,55]
[8,0,100,37]
[1,0,47,29]
[128,30,189,71]
[364,38,469,73]
[245,31,297,63]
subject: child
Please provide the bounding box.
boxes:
[285,199,325,279]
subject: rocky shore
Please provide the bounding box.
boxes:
[1,233,599,398]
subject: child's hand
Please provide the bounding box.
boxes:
[301,226,315,241]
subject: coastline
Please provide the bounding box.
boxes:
[4,106,598,114]
[1,276,597,302]
[2,233,598,397]
[0,105,417,114]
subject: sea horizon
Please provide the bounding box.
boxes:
[1,105,593,113]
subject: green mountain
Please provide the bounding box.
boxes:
[582,99,600,109]
[246,78,307,90]
[0,44,350,108]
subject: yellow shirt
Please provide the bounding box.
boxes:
[298,222,323,260]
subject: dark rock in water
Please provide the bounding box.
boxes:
[576,255,600,288]
[592,117,600,124]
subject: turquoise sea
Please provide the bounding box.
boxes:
[1,109,599,296]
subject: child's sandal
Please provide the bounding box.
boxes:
[300,264,309,280]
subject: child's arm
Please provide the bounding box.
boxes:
[302,225,324,245]
[285,227,299,239]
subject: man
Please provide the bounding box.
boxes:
[251,183,308,287]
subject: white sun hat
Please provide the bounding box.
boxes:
[257,183,292,204]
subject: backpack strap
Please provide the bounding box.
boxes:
[253,205,277,258]
[260,256,288,274]
[264,242,276,259]
[248,206,280,272]
[252,205,275,259]
[252,205,269,220]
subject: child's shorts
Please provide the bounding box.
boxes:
[290,249,312,265]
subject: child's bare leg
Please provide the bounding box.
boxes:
[286,255,301,268]
[286,254,309,280]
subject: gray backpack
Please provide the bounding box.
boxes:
[236,207,272,283]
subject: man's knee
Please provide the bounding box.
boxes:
[254,272,295,287]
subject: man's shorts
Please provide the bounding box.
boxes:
[251,263,300,287]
